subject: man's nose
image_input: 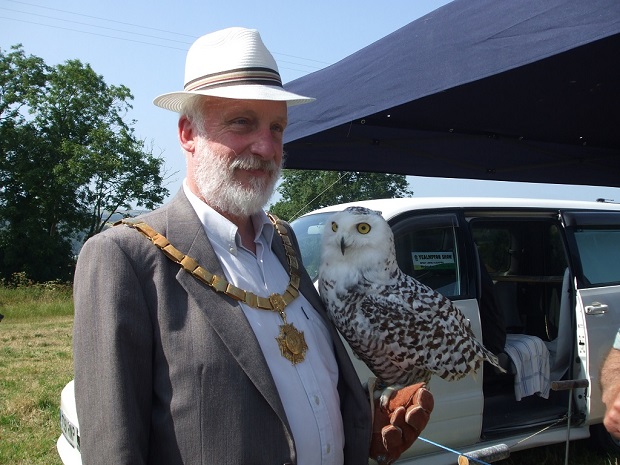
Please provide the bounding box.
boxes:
[250,127,282,159]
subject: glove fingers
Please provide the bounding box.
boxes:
[405,387,434,433]
[381,424,403,451]
[370,382,435,465]
[413,386,435,413]
[403,406,429,444]
[390,406,407,429]
[384,407,407,451]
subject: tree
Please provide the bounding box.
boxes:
[270,170,413,221]
[0,45,168,282]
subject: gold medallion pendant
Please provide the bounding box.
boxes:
[120,214,309,365]
[276,323,308,365]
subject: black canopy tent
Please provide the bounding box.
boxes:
[282,0,620,188]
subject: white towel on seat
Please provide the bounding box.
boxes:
[504,334,551,401]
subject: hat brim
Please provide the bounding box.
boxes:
[153,84,315,113]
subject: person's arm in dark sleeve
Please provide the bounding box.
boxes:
[73,233,153,464]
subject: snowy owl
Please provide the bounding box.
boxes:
[318,206,502,385]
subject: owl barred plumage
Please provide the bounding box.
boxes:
[318,206,503,385]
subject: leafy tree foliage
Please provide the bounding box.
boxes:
[270,170,413,221]
[0,45,168,282]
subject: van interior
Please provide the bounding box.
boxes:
[471,217,574,437]
[392,212,576,439]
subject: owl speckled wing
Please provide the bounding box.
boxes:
[329,280,435,385]
[319,206,503,386]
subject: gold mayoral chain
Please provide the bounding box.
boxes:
[116,214,308,365]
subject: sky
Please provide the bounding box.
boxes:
[2,0,619,205]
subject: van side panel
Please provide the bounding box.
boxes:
[398,299,485,463]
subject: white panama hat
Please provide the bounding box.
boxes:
[153,27,314,112]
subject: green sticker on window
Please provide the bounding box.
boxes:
[412,252,455,270]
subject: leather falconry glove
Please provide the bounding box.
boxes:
[368,379,434,465]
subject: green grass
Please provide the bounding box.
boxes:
[0,281,73,321]
[0,284,73,465]
[0,284,618,464]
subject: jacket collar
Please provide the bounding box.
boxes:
[163,189,294,436]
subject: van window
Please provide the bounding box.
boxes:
[573,228,620,286]
[472,228,511,273]
[470,218,569,340]
[392,214,463,298]
[290,212,332,281]
[471,221,568,277]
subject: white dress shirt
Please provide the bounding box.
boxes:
[184,183,345,465]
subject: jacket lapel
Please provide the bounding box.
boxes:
[163,191,290,430]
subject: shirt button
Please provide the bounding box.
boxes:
[314,395,320,405]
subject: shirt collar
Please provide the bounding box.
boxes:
[182,180,275,255]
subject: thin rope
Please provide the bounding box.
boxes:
[509,414,568,448]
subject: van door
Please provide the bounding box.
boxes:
[389,212,484,457]
[562,211,620,424]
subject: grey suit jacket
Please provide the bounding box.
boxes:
[73,190,371,465]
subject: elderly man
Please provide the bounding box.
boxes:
[73,27,430,465]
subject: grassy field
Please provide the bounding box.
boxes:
[0,284,618,464]
[0,283,73,465]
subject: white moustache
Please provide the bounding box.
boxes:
[230,156,278,174]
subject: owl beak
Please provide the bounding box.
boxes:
[340,237,347,255]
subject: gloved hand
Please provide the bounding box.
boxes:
[368,380,434,465]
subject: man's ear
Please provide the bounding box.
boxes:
[178,115,196,153]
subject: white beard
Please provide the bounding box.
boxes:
[193,136,281,218]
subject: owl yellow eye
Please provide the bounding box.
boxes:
[331,222,338,232]
[357,222,371,234]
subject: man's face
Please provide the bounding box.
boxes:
[184,97,288,218]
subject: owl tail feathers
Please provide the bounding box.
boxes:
[465,343,508,379]
[482,348,508,375]
[437,342,507,382]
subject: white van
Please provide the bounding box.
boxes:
[289,197,620,463]
[58,196,620,464]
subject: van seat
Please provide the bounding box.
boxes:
[491,278,553,401]
[504,333,551,401]
[494,281,524,333]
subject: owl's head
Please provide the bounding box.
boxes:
[320,206,397,275]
